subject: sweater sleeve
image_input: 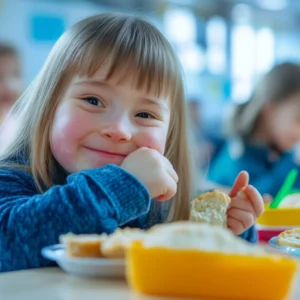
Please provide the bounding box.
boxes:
[123,199,168,230]
[0,165,150,272]
[239,225,257,243]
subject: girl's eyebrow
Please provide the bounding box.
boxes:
[74,79,110,88]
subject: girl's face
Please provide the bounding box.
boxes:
[50,67,171,173]
[265,93,300,151]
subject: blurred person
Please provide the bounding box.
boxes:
[208,62,300,198]
[0,43,21,124]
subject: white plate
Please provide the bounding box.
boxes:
[41,244,125,278]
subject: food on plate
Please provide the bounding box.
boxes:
[60,228,146,259]
[145,222,265,254]
[278,193,300,208]
[278,228,300,247]
[101,228,146,258]
[60,233,107,258]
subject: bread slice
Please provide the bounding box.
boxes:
[278,228,300,248]
[60,233,107,258]
[189,190,231,227]
[101,228,146,258]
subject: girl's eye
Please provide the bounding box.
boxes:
[84,96,104,107]
[136,112,155,119]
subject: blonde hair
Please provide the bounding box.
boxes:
[230,62,300,138]
[0,13,193,221]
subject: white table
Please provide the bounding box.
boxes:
[0,267,299,300]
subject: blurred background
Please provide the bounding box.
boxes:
[1,0,300,195]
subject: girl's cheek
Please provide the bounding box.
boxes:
[135,129,167,154]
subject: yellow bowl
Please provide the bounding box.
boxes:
[257,204,300,226]
[126,241,297,300]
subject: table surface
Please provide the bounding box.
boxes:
[0,267,299,300]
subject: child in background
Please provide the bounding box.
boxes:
[0,13,263,272]
[209,62,300,198]
[0,43,21,124]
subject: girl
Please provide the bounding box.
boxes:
[209,62,300,198]
[0,13,263,272]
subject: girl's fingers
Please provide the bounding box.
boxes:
[227,217,245,235]
[243,185,264,217]
[229,171,249,197]
[228,208,255,230]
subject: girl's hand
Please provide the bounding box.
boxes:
[121,147,178,201]
[227,171,264,235]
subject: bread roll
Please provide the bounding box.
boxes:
[190,190,231,227]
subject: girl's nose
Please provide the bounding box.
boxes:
[101,119,132,143]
